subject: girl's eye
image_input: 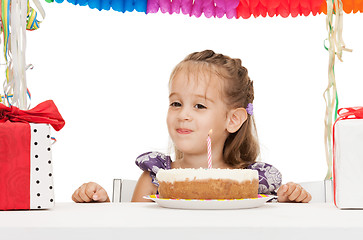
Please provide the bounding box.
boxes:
[170,102,182,107]
[195,104,207,109]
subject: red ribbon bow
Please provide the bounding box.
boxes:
[336,107,363,121]
[0,100,65,131]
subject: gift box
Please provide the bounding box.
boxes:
[333,107,363,209]
[0,100,65,210]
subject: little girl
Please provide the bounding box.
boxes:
[72,50,311,203]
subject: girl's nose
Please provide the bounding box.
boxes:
[178,107,192,121]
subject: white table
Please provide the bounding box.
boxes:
[1,202,362,240]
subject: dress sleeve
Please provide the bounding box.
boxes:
[135,151,171,186]
[247,162,282,195]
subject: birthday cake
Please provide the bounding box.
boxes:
[156,168,259,199]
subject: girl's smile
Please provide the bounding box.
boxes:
[176,128,193,134]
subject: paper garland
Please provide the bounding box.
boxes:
[52,0,148,13]
[147,0,240,18]
[47,0,363,18]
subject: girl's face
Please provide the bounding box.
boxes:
[167,68,230,156]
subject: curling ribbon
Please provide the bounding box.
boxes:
[323,0,352,180]
[1,0,10,105]
[0,0,44,107]
[26,0,46,30]
[0,100,64,210]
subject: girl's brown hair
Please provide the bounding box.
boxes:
[170,50,260,169]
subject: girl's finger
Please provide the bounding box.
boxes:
[302,192,312,203]
[288,184,302,202]
[79,184,93,202]
[284,182,297,198]
[94,188,108,202]
[85,183,98,200]
[72,189,83,203]
[295,189,308,202]
[277,184,288,196]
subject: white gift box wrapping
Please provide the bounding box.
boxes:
[29,123,55,209]
[0,123,55,210]
[334,119,363,209]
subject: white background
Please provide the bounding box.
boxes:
[22,2,363,202]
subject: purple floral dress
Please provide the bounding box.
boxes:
[136,151,282,195]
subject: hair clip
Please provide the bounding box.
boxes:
[246,103,253,116]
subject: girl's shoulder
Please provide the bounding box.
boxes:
[247,161,279,172]
[136,151,172,177]
[247,162,282,194]
[136,151,172,186]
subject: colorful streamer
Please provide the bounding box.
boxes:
[51,0,148,13]
[147,0,240,18]
[47,0,363,18]
[236,0,325,19]
[26,1,41,30]
[0,0,43,107]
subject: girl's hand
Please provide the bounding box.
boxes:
[277,182,312,203]
[72,182,110,203]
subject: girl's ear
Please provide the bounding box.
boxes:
[226,108,247,133]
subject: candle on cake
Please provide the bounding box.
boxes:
[207,129,213,169]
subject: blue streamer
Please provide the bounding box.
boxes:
[111,0,125,12]
[51,0,147,13]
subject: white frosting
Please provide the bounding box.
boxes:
[156,168,258,183]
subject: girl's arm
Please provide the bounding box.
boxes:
[131,171,158,202]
